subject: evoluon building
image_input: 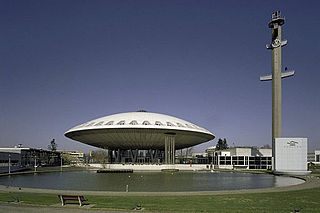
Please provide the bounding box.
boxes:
[65,111,214,164]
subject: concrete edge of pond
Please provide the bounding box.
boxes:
[0,169,319,196]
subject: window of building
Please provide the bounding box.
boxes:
[117,120,125,125]
[78,122,89,128]
[142,121,151,125]
[105,121,114,125]
[219,156,225,165]
[94,121,104,126]
[129,120,138,125]
[155,121,163,126]
[176,123,185,127]
[166,122,175,126]
[184,124,192,128]
[191,124,200,129]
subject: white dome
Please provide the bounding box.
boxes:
[65,111,214,150]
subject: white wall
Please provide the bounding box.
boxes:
[88,164,208,171]
[220,151,230,156]
[274,138,308,172]
[257,148,272,157]
[235,148,251,156]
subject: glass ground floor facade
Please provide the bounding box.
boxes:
[89,149,272,170]
[212,155,272,170]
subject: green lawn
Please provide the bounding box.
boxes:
[0,192,57,206]
[309,164,320,174]
[1,187,320,212]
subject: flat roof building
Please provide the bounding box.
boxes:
[57,150,84,164]
[0,147,60,173]
[212,147,272,170]
[308,150,320,164]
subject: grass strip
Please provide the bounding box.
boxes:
[0,187,319,212]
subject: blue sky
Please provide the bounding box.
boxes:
[1,0,319,153]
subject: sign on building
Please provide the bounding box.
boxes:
[273,138,310,175]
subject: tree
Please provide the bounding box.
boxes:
[90,150,109,163]
[48,139,58,151]
[216,138,228,150]
[61,153,77,165]
[261,144,271,149]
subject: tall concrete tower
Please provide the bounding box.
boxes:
[260,11,295,160]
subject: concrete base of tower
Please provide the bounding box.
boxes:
[273,138,310,176]
[273,170,312,175]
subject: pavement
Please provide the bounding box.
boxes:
[0,202,143,213]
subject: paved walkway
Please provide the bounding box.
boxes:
[0,202,141,213]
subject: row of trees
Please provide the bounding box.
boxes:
[48,139,57,151]
[47,139,78,164]
[216,138,228,150]
[47,139,110,164]
[215,138,271,150]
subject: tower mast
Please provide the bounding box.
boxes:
[260,11,295,169]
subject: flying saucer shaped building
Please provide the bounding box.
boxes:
[65,111,214,164]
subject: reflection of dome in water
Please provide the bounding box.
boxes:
[65,111,214,149]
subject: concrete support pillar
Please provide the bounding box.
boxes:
[150,149,159,163]
[149,149,153,163]
[165,140,168,164]
[107,150,112,163]
[164,134,175,164]
[115,149,121,163]
[130,149,138,163]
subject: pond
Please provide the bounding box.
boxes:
[0,171,304,192]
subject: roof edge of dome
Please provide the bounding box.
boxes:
[65,111,214,136]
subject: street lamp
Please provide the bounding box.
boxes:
[60,154,63,172]
[8,154,11,174]
[34,154,37,172]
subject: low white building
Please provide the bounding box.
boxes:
[307,150,320,164]
[0,146,61,173]
[212,146,272,170]
[316,150,320,163]
[57,150,84,164]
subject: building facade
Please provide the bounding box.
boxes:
[0,147,61,173]
[57,150,84,164]
[210,147,272,170]
[307,150,320,164]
